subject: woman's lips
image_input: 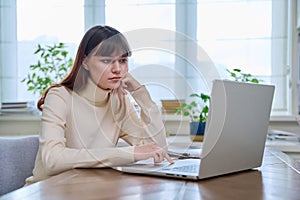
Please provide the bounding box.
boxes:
[109,77,121,82]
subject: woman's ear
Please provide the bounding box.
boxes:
[82,63,89,71]
[82,57,89,71]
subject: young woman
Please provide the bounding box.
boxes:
[26,25,173,184]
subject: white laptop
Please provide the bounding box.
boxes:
[114,80,275,180]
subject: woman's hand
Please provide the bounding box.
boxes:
[134,143,174,164]
[112,73,142,95]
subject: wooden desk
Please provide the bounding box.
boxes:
[1,148,300,200]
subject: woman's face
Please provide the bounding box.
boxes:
[84,53,129,90]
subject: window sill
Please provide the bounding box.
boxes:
[0,113,41,136]
[0,113,41,121]
[270,115,299,122]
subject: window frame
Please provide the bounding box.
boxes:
[0,0,298,116]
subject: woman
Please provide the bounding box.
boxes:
[26,25,173,184]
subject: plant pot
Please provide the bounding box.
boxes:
[190,122,206,142]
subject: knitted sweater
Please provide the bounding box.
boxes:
[25,78,167,184]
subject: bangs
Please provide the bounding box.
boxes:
[92,34,132,57]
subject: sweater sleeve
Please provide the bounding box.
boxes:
[40,87,135,176]
[119,86,168,151]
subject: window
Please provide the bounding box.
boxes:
[106,0,177,103]
[196,0,292,115]
[0,0,84,103]
[0,0,297,116]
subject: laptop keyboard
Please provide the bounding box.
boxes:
[162,164,198,173]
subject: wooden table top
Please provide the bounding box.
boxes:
[1,148,300,200]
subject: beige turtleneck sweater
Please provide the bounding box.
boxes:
[25,78,167,184]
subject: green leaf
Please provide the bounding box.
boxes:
[180,102,186,106]
[58,42,64,48]
[183,111,190,116]
[53,50,60,56]
[190,93,200,98]
[200,93,210,101]
[190,101,197,107]
[61,51,67,57]
[174,108,180,114]
[202,106,209,113]
[252,78,259,83]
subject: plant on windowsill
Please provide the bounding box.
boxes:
[21,43,74,96]
[175,93,210,142]
[175,68,261,142]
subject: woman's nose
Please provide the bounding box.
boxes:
[111,61,121,74]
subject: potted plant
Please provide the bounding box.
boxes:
[22,43,73,96]
[175,93,210,142]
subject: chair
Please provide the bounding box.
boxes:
[0,135,39,196]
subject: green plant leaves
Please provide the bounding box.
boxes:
[175,93,210,123]
[226,68,261,84]
[21,43,74,96]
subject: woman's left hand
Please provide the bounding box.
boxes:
[113,73,142,95]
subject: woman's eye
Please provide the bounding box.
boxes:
[119,58,128,63]
[101,59,112,64]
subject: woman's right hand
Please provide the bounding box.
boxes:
[134,143,174,164]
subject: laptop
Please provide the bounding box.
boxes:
[114,80,275,180]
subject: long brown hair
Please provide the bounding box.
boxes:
[37,25,131,111]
